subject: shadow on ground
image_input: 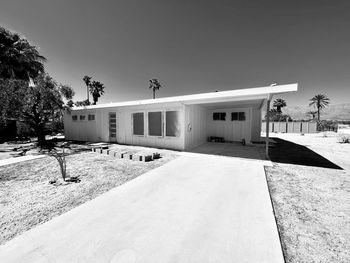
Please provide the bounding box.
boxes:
[188,142,266,161]
[269,137,342,170]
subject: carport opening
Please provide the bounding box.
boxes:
[184,98,267,161]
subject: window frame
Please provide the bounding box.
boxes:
[132,112,145,137]
[147,111,163,137]
[165,110,181,138]
[231,111,246,121]
[238,112,246,121]
[88,114,95,121]
[72,115,78,121]
[213,112,226,121]
[79,115,86,121]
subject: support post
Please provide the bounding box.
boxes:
[265,97,271,159]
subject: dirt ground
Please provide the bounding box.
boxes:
[265,132,350,263]
[0,146,178,245]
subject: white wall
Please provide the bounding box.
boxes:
[206,107,252,143]
[64,102,186,150]
[64,109,101,142]
[184,105,207,150]
[251,108,262,142]
[116,102,185,150]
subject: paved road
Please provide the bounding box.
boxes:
[0,154,283,263]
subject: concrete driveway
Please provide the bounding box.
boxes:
[0,154,283,263]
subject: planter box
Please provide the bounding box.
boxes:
[114,152,123,158]
[132,154,142,161]
[96,148,103,154]
[153,153,161,159]
[121,153,132,160]
[144,155,153,162]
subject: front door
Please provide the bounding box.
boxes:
[109,112,117,142]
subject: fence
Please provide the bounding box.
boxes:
[261,121,317,134]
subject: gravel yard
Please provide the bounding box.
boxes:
[0,146,178,245]
[265,132,350,263]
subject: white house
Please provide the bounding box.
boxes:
[63,84,298,152]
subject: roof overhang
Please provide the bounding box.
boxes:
[72,83,298,110]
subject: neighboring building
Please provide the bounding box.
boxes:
[338,124,350,134]
[64,84,298,151]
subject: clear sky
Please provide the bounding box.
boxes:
[1,0,349,106]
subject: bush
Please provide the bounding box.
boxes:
[338,134,350,143]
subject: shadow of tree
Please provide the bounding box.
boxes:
[269,137,342,170]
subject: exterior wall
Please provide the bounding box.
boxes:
[64,109,103,142]
[116,102,185,150]
[206,107,252,143]
[184,105,207,150]
[64,102,186,150]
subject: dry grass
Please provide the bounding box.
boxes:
[0,149,178,245]
[265,133,350,263]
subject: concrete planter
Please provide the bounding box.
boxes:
[144,155,153,162]
[153,153,161,159]
[132,154,145,161]
[121,153,132,160]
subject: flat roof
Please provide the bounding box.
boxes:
[73,83,298,110]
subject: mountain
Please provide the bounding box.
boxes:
[282,103,350,121]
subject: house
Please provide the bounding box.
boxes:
[63,84,298,152]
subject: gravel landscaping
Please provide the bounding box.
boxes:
[265,132,350,263]
[0,146,178,245]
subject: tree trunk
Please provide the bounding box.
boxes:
[153,89,155,99]
[317,107,320,122]
[36,127,46,146]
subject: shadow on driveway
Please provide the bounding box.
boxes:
[269,137,342,170]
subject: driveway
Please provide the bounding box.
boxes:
[0,154,283,263]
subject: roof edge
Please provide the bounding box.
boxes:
[72,83,298,110]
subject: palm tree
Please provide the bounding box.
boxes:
[273,98,287,113]
[0,26,46,81]
[149,79,161,99]
[309,94,330,121]
[83,75,91,102]
[89,81,105,105]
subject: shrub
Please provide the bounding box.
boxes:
[338,134,350,144]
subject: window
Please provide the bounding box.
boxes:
[80,115,86,121]
[72,115,77,121]
[133,112,144,135]
[231,112,238,121]
[166,111,180,137]
[213,112,226,121]
[239,112,246,121]
[148,111,162,136]
[231,112,246,121]
[88,114,95,121]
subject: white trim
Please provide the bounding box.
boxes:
[71,83,298,110]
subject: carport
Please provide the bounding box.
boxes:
[182,84,298,158]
